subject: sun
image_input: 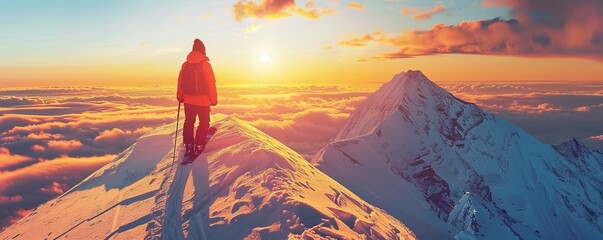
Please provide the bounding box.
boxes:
[261,54,271,63]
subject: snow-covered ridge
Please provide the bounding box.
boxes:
[554,137,603,172]
[1,115,415,240]
[314,70,603,240]
[333,70,475,142]
[447,192,538,240]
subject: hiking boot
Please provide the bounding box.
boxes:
[184,144,194,156]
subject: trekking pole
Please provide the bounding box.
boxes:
[172,102,181,163]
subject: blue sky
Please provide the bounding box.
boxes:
[0,0,510,66]
[1,0,601,87]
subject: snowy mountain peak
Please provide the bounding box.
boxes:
[314,70,603,240]
[555,137,595,158]
[394,70,428,83]
[554,137,603,174]
[334,70,458,141]
[1,115,415,240]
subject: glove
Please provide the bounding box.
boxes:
[177,97,184,103]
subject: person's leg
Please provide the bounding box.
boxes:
[183,104,196,145]
[195,106,211,145]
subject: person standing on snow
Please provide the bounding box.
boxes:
[177,38,218,156]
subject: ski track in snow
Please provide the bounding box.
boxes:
[144,148,208,240]
[109,192,125,236]
[144,151,182,240]
[161,164,190,239]
[161,165,186,239]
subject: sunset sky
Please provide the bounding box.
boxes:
[1,0,603,231]
[1,0,603,87]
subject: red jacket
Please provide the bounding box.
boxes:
[177,51,218,106]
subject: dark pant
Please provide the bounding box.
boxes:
[183,104,210,145]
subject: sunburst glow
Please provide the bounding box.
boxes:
[261,54,271,63]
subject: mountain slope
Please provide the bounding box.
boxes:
[1,115,415,240]
[312,70,603,240]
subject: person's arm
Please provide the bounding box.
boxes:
[204,62,218,106]
[177,63,185,102]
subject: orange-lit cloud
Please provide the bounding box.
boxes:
[339,31,386,47]
[215,88,368,159]
[0,195,23,204]
[0,97,45,107]
[0,154,115,194]
[0,154,115,229]
[40,182,68,195]
[25,131,63,140]
[575,106,590,112]
[347,2,364,10]
[1,209,31,228]
[46,140,83,152]
[481,0,508,7]
[233,0,333,21]
[94,127,152,146]
[341,0,603,60]
[0,147,33,171]
[400,7,419,16]
[590,135,603,141]
[31,145,45,152]
[3,113,174,138]
[488,101,561,114]
[0,115,40,133]
[412,5,447,20]
[234,0,294,20]
[248,108,350,159]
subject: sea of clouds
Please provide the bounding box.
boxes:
[0,82,602,229]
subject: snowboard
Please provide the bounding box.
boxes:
[181,126,218,165]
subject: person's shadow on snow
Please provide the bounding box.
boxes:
[182,155,210,239]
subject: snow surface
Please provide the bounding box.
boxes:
[1,115,415,240]
[313,70,603,240]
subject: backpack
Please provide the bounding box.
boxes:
[181,63,207,96]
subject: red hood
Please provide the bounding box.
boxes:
[186,51,209,63]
